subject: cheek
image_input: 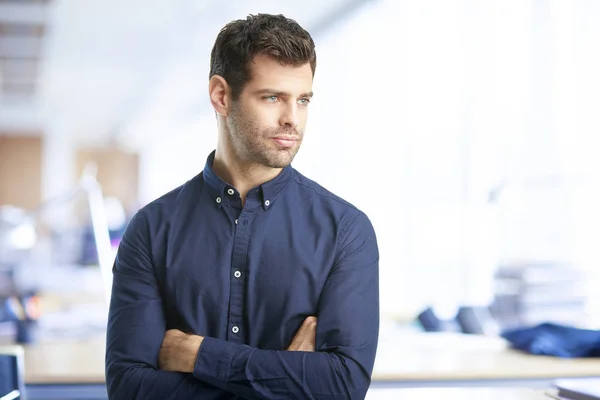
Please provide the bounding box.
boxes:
[264,107,284,124]
[298,108,309,126]
[247,105,277,127]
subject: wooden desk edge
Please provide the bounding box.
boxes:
[26,375,107,385]
[371,370,600,382]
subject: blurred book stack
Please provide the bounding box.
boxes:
[491,262,589,330]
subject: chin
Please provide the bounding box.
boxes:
[267,160,293,169]
[266,156,295,169]
[262,149,299,169]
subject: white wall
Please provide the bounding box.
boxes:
[135,0,600,321]
[304,0,600,320]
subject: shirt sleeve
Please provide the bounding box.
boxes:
[192,212,380,400]
[105,211,238,400]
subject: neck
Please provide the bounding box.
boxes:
[212,143,282,204]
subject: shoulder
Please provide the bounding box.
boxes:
[127,173,204,233]
[289,169,373,234]
[290,169,357,210]
[289,170,379,265]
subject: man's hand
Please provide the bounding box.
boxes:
[287,316,317,352]
[159,329,203,373]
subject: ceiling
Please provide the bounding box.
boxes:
[0,0,372,148]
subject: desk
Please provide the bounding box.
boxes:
[21,333,600,399]
[366,387,547,400]
[372,332,600,388]
[23,339,107,400]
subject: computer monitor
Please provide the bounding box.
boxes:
[0,346,25,400]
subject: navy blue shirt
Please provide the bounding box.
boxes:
[105,151,380,399]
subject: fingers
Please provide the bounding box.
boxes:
[164,329,184,338]
[286,316,317,351]
[301,316,317,352]
[302,316,317,329]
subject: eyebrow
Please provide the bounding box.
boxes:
[254,89,314,98]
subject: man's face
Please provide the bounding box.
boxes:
[226,54,314,169]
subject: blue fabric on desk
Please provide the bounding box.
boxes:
[501,322,600,358]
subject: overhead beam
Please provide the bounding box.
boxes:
[0,2,49,24]
[0,36,43,58]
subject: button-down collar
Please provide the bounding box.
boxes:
[202,150,292,210]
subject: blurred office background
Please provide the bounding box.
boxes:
[2,0,600,344]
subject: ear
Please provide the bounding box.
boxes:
[209,75,230,116]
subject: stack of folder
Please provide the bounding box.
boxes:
[492,262,589,330]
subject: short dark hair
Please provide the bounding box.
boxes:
[209,14,317,100]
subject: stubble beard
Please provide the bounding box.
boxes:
[227,104,303,169]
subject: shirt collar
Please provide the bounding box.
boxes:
[202,150,293,210]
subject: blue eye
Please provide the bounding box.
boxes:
[298,98,311,105]
[265,95,278,103]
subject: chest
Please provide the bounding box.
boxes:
[160,206,338,320]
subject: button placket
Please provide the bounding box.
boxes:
[228,207,256,343]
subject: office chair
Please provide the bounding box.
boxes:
[416,307,461,332]
[0,345,25,400]
[455,306,500,335]
[417,307,444,332]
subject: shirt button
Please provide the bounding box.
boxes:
[232,326,239,334]
[235,219,238,224]
[227,188,235,195]
[234,270,241,278]
[216,197,222,204]
[264,200,270,207]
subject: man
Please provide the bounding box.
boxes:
[105,13,379,400]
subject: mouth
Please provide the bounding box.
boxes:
[272,137,298,148]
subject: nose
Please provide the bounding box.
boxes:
[279,102,299,129]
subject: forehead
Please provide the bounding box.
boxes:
[244,54,313,94]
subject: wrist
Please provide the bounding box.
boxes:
[183,335,203,373]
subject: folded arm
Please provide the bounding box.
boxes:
[162,213,380,400]
[105,212,236,400]
[106,211,379,400]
